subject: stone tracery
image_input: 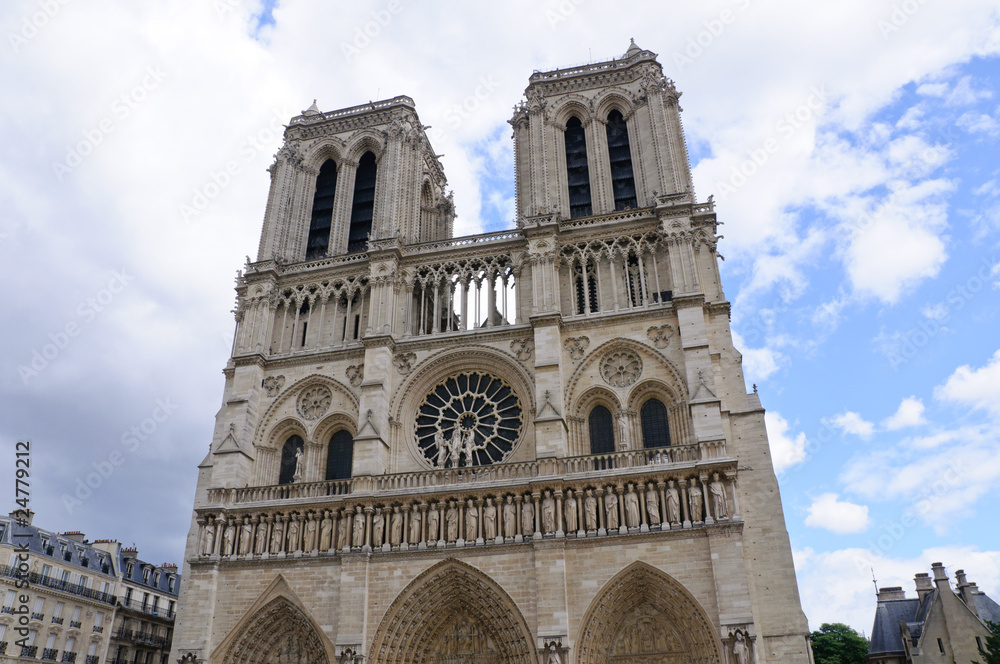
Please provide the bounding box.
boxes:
[219,597,329,664]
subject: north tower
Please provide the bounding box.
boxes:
[170,41,813,664]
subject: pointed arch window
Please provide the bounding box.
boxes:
[575,261,598,314]
[640,399,671,448]
[606,110,637,210]
[564,116,592,218]
[278,435,304,485]
[588,405,615,455]
[348,151,377,253]
[306,160,337,260]
[325,430,354,481]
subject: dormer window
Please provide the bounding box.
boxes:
[142,567,151,583]
[126,561,134,577]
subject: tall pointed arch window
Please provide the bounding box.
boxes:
[640,399,671,448]
[325,430,354,481]
[588,405,615,455]
[306,159,338,260]
[348,151,377,253]
[564,116,592,218]
[278,435,304,485]
[606,109,637,210]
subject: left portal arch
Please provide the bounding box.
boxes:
[216,581,331,664]
[369,558,535,664]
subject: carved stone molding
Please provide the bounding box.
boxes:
[393,352,417,375]
[297,386,332,420]
[646,324,674,349]
[510,339,534,362]
[601,350,643,388]
[345,364,364,388]
[263,375,286,397]
[564,336,590,361]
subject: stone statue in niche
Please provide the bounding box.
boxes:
[446,502,459,541]
[336,512,349,550]
[202,520,215,556]
[503,496,517,538]
[605,489,620,530]
[270,519,284,554]
[304,515,317,552]
[546,643,562,664]
[427,505,440,542]
[564,490,578,532]
[646,483,661,526]
[254,519,268,555]
[483,499,497,540]
[448,430,464,468]
[286,517,300,552]
[352,506,366,548]
[465,499,479,539]
[320,512,333,551]
[521,497,534,535]
[292,447,304,483]
[433,429,449,468]
[666,480,681,524]
[408,505,422,544]
[541,491,556,534]
[624,487,640,528]
[372,509,385,547]
[239,517,253,555]
[390,507,403,546]
[732,631,750,664]
[584,489,598,530]
[689,478,703,522]
[223,519,236,556]
[710,473,728,519]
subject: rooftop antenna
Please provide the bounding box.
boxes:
[872,567,879,599]
[376,88,380,100]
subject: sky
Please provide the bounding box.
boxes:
[1,0,999,637]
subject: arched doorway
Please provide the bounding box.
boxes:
[219,596,329,664]
[577,562,723,664]
[369,559,534,664]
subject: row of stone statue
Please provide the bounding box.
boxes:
[198,473,738,558]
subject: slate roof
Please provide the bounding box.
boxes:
[975,592,1000,624]
[0,515,117,579]
[869,597,920,654]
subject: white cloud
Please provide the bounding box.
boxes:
[732,331,782,383]
[934,349,1000,417]
[795,545,1000,633]
[766,411,809,473]
[830,411,876,439]
[916,82,949,97]
[957,111,1000,136]
[945,75,993,106]
[805,493,871,534]
[884,397,928,430]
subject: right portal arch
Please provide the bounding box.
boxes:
[576,561,724,664]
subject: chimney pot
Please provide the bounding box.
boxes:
[877,586,907,601]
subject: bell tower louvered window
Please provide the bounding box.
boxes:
[606,110,637,210]
[640,399,671,448]
[325,430,354,480]
[306,160,337,260]
[348,151,377,253]
[564,116,592,218]
[588,406,615,455]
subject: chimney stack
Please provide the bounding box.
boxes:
[931,562,949,589]
[914,573,934,601]
[954,570,980,616]
[877,587,906,601]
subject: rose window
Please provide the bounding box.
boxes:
[416,372,523,468]
[601,350,643,387]
[297,385,332,420]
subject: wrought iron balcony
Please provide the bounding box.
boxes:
[42,647,59,660]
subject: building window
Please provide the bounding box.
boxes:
[605,109,637,210]
[588,406,615,455]
[347,151,377,253]
[938,638,944,654]
[325,430,354,481]
[640,399,671,448]
[574,262,598,315]
[278,435,305,485]
[142,567,150,583]
[564,116,592,218]
[306,159,338,260]
[125,562,134,577]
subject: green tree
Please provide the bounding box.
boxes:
[974,620,1000,664]
[809,622,869,664]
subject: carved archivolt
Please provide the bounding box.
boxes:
[219,596,329,664]
[253,374,359,449]
[577,562,723,664]
[368,559,534,664]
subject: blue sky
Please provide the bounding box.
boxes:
[1,0,998,635]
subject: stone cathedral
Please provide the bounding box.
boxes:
[170,42,813,664]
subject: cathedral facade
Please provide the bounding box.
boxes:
[169,42,812,664]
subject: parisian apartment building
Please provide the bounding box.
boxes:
[0,511,178,664]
